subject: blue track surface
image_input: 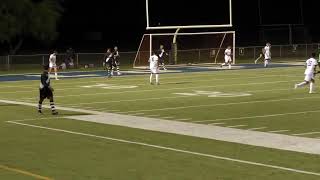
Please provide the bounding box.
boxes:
[0,63,301,82]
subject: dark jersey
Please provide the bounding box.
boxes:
[40,72,50,89]
[39,71,53,99]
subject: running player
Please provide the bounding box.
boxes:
[149,51,160,85]
[38,65,58,115]
[49,50,59,80]
[263,42,271,67]
[112,46,121,75]
[157,44,168,70]
[220,46,232,69]
[294,53,318,94]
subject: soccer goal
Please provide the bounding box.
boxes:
[133,31,235,68]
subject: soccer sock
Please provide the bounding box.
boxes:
[310,82,314,92]
[264,60,269,67]
[38,100,43,111]
[228,64,231,69]
[50,100,56,112]
[155,74,159,83]
[297,82,307,87]
[150,74,153,83]
[55,72,58,79]
[117,67,120,74]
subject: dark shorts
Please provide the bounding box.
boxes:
[40,87,53,99]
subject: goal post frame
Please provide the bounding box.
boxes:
[133,31,236,67]
[145,0,233,30]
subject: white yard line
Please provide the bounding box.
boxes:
[5,117,59,122]
[175,118,193,121]
[127,97,320,113]
[192,110,320,123]
[0,73,298,90]
[292,132,320,136]
[210,122,226,125]
[162,117,175,119]
[21,80,296,100]
[226,125,248,128]
[129,113,145,116]
[62,88,292,106]
[248,127,268,131]
[268,130,290,133]
[6,120,320,177]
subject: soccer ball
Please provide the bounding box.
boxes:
[84,65,88,69]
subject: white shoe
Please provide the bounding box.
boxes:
[117,72,121,75]
[309,91,315,94]
[294,84,298,89]
[56,78,59,80]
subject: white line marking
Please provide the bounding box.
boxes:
[129,113,145,116]
[162,117,175,119]
[192,110,320,123]
[7,121,320,177]
[210,122,226,125]
[146,115,161,117]
[226,125,248,128]
[175,118,192,121]
[248,127,267,131]
[6,117,58,122]
[21,80,296,100]
[62,88,292,106]
[127,97,320,113]
[268,130,290,133]
[292,132,320,136]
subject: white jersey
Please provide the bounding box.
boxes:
[264,46,271,59]
[304,58,318,75]
[49,54,57,67]
[149,55,159,69]
[224,48,232,63]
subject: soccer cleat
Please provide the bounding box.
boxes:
[150,82,154,85]
[117,72,121,76]
[164,68,167,71]
[52,111,59,115]
[38,110,43,114]
[294,84,298,89]
[156,82,160,85]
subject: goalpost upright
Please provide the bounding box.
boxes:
[135,0,235,68]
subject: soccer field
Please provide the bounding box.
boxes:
[1,65,320,180]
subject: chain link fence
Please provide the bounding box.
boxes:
[0,43,319,71]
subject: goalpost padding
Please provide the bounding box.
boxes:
[133,31,235,68]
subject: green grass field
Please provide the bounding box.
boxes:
[1,66,320,180]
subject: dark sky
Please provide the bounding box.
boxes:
[54,0,319,51]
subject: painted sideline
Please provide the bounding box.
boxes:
[6,121,320,177]
[2,99,320,156]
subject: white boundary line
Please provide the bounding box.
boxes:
[62,88,292,106]
[268,130,290,133]
[248,127,267,131]
[6,120,320,177]
[126,97,320,113]
[192,109,320,123]
[292,132,320,136]
[226,125,248,128]
[20,80,296,100]
[0,74,298,94]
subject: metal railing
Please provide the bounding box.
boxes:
[1,43,319,71]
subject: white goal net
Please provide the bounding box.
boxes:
[133,31,235,68]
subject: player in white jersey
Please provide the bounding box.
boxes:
[263,42,271,67]
[294,53,318,93]
[220,46,232,69]
[149,51,160,85]
[48,50,59,80]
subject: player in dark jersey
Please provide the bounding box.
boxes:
[112,46,121,75]
[38,65,58,115]
[104,48,114,78]
[157,44,168,70]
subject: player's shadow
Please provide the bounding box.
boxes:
[0,104,21,107]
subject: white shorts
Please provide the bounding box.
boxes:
[49,63,57,68]
[304,74,315,82]
[150,67,159,74]
[224,56,232,63]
